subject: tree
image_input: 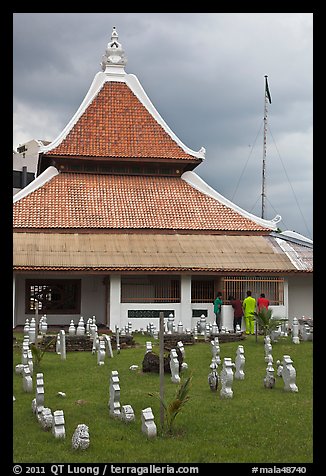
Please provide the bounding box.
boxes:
[254,307,284,337]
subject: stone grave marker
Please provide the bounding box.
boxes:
[141,407,157,438]
[52,410,65,439]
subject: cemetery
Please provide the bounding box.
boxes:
[13,315,313,463]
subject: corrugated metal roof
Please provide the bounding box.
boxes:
[13,232,309,273]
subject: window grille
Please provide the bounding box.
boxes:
[121,276,180,303]
[222,276,284,305]
[191,278,215,303]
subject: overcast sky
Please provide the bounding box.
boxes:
[13,12,313,239]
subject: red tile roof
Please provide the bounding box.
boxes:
[44,82,198,161]
[13,173,270,232]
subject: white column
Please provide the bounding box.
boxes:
[284,279,289,322]
[180,275,192,329]
[109,274,121,330]
[13,274,16,328]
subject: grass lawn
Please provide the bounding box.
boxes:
[13,332,313,463]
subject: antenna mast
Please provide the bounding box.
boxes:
[261,75,271,219]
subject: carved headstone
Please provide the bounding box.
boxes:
[39,407,53,431]
[97,339,106,365]
[282,355,298,392]
[141,407,157,438]
[104,335,113,358]
[220,358,234,399]
[121,404,135,423]
[234,345,245,380]
[76,317,85,336]
[292,317,300,344]
[109,370,121,417]
[60,330,66,360]
[170,349,181,384]
[264,362,276,388]
[208,360,218,392]
[69,320,76,336]
[167,315,174,334]
[23,365,33,393]
[146,341,153,353]
[52,410,65,439]
[72,424,90,450]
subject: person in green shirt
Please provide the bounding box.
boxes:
[213,292,223,331]
[242,290,256,335]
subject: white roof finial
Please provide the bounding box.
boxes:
[101,26,127,72]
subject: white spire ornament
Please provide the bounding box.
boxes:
[101,27,127,72]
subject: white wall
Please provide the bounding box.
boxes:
[287,274,313,324]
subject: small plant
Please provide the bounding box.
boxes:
[254,307,284,337]
[30,337,55,367]
[149,375,192,435]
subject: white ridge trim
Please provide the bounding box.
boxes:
[181,170,280,230]
[13,166,59,203]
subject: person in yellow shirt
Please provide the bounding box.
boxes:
[242,290,256,335]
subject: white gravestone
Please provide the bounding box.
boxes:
[264,339,273,364]
[35,372,45,416]
[121,404,135,423]
[56,332,61,355]
[22,338,29,365]
[60,330,66,360]
[264,362,276,389]
[167,315,174,334]
[69,320,76,336]
[177,341,185,359]
[220,358,234,399]
[116,326,120,353]
[104,335,114,358]
[76,317,85,336]
[109,370,121,418]
[177,321,184,334]
[282,355,298,392]
[199,315,206,335]
[208,360,218,392]
[23,365,33,393]
[29,318,36,344]
[52,410,65,439]
[292,317,300,344]
[97,339,106,365]
[39,408,53,431]
[72,424,90,450]
[276,359,283,377]
[23,318,30,336]
[234,345,245,380]
[170,349,181,384]
[27,349,34,375]
[146,341,153,353]
[92,332,99,354]
[141,407,157,438]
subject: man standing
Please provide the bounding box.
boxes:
[243,290,256,335]
[229,295,243,333]
[257,293,270,311]
[214,292,223,331]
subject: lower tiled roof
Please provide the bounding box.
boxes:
[13,172,269,232]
